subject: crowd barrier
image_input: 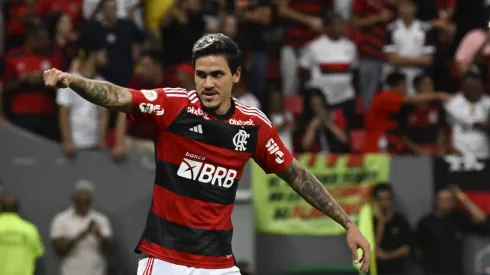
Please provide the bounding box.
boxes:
[2,124,490,275]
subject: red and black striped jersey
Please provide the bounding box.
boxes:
[129,88,293,268]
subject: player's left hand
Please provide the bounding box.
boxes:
[346,224,370,273]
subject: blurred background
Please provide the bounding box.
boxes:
[3,0,490,275]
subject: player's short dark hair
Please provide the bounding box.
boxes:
[413,73,430,90]
[192,33,242,74]
[372,183,393,198]
[323,11,343,25]
[386,71,407,88]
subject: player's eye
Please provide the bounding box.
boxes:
[196,72,207,78]
[211,72,224,78]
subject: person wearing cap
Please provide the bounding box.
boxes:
[299,11,358,136]
[50,180,114,275]
[0,195,44,275]
[56,40,109,157]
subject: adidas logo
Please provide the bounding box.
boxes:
[189,124,203,134]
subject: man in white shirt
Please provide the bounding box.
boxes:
[50,180,114,275]
[445,71,490,159]
[299,11,358,131]
[383,0,436,95]
[56,43,109,156]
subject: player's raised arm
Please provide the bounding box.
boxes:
[275,159,371,272]
[276,159,352,228]
[44,68,132,113]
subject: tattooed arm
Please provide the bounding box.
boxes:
[44,69,133,113]
[276,158,353,229]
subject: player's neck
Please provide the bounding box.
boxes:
[214,99,232,116]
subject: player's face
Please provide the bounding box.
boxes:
[194,55,241,111]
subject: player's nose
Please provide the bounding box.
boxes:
[203,76,215,88]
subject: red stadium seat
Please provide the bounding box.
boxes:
[355,95,365,115]
[285,95,303,115]
[267,58,281,80]
[331,108,347,130]
[350,130,366,152]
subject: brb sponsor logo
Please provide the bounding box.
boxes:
[139,103,164,116]
[266,138,284,164]
[229,118,255,126]
[177,152,237,188]
[187,107,209,119]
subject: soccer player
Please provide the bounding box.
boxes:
[44,33,371,275]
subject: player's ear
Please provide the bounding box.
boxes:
[233,67,241,83]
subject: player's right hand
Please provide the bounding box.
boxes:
[44,68,73,89]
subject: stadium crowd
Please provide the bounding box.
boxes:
[2,1,490,275]
[0,0,490,159]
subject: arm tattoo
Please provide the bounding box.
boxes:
[69,77,132,113]
[277,159,353,229]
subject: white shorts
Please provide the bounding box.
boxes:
[137,257,242,275]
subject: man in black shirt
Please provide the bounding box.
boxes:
[80,0,144,86]
[228,0,274,99]
[415,186,490,275]
[373,184,412,275]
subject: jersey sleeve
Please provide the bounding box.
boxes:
[129,88,170,129]
[254,123,294,174]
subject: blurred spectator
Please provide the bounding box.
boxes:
[454,27,490,92]
[56,44,109,156]
[372,184,411,275]
[4,22,61,141]
[452,0,489,45]
[80,0,144,87]
[160,0,207,67]
[6,0,39,51]
[299,11,357,132]
[0,195,44,275]
[233,75,261,109]
[295,88,348,153]
[115,51,167,155]
[398,74,448,156]
[36,0,83,30]
[46,12,79,72]
[415,186,490,275]
[50,180,114,275]
[383,0,436,95]
[175,63,195,91]
[84,0,143,28]
[351,0,397,108]
[363,71,447,153]
[445,71,490,159]
[230,0,273,99]
[277,0,329,95]
[266,89,294,151]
